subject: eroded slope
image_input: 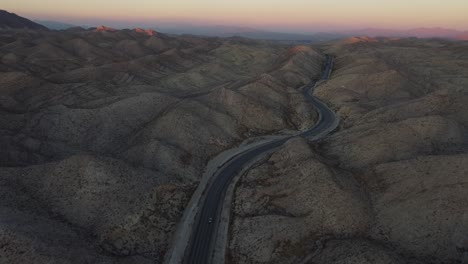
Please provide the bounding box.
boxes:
[228,38,468,264]
[0,29,324,263]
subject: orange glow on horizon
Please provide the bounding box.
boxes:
[2,0,468,31]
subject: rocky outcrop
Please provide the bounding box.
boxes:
[369,154,468,263]
[0,155,183,263]
[228,138,370,263]
[311,239,407,264]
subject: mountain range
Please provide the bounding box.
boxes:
[34,20,78,30]
[348,27,468,40]
[1,9,467,41]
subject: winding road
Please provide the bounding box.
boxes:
[181,55,337,264]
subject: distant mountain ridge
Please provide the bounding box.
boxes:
[94,25,117,32]
[348,27,468,40]
[35,20,77,30]
[1,9,467,41]
[0,10,48,30]
[168,26,468,41]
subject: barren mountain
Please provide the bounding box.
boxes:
[228,38,468,263]
[0,26,323,263]
[0,10,48,30]
[94,25,117,32]
[1,10,467,264]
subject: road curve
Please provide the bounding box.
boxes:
[184,55,337,264]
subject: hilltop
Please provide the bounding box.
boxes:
[0,10,48,30]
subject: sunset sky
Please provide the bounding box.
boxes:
[2,0,468,32]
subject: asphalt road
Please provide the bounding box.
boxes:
[184,55,336,264]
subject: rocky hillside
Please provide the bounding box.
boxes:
[0,10,48,30]
[0,28,324,263]
[228,38,468,263]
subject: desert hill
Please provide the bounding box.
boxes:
[228,38,468,264]
[94,25,116,32]
[0,26,323,263]
[0,10,48,30]
[1,10,467,264]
